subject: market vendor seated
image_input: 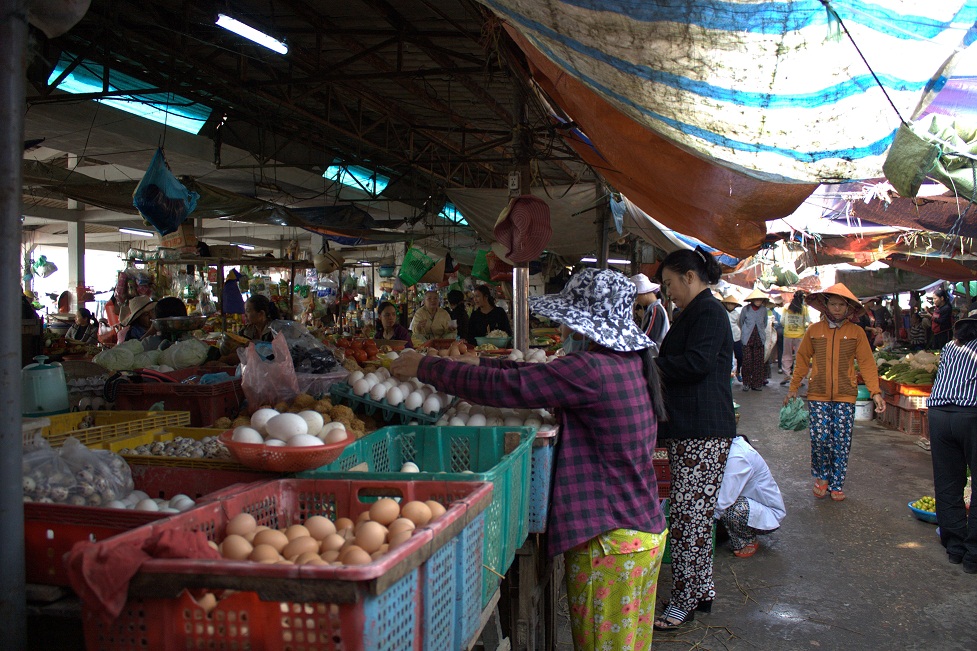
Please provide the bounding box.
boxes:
[374,301,413,348]
[122,296,156,342]
[139,297,189,349]
[241,294,279,342]
[65,307,98,344]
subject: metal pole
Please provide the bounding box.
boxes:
[1,1,29,648]
[596,184,610,269]
[510,81,531,353]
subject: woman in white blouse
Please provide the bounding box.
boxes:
[714,436,787,557]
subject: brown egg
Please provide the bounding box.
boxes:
[355,521,387,554]
[320,533,346,552]
[340,546,372,565]
[196,592,217,614]
[284,524,311,541]
[388,529,413,550]
[253,529,289,553]
[250,544,282,563]
[356,511,372,524]
[369,498,401,526]
[283,536,321,560]
[425,500,447,521]
[295,551,323,565]
[387,518,416,537]
[221,534,253,560]
[371,550,386,560]
[335,517,355,532]
[303,556,327,566]
[303,516,336,541]
[400,501,433,527]
[320,550,341,562]
[207,540,220,552]
[226,513,257,537]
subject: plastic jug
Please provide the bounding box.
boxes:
[22,355,70,417]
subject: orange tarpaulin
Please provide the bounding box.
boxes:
[884,255,977,283]
[505,26,817,259]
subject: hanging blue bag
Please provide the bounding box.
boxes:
[132,148,200,235]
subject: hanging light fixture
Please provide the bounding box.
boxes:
[216,13,288,55]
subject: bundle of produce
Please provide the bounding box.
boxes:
[877,351,939,385]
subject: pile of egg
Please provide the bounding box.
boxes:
[506,348,550,363]
[436,402,559,430]
[230,409,349,448]
[347,368,453,415]
[214,497,447,566]
[105,489,197,513]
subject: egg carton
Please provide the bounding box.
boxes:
[330,382,447,425]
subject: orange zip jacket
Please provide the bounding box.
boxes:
[789,319,881,403]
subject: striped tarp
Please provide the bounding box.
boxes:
[482,0,977,184]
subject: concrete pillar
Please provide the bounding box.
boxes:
[67,222,85,307]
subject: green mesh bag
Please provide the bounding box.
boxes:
[779,397,809,431]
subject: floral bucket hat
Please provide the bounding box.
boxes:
[529,268,654,352]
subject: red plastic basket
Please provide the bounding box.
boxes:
[897,383,932,397]
[113,367,244,427]
[219,430,352,472]
[24,465,273,586]
[81,478,492,651]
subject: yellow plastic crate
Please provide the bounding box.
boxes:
[117,426,255,471]
[28,411,192,448]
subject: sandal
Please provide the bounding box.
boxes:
[830,490,846,501]
[813,480,828,499]
[733,541,759,558]
[653,604,695,631]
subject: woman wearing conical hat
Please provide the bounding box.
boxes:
[737,288,771,391]
[784,283,886,502]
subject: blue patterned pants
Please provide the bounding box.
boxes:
[808,401,855,492]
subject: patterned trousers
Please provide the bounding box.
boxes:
[808,401,855,492]
[718,497,778,551]
[664,437,731,612]
[741,330,765,389]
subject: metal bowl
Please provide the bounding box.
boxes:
[152,315,207,334]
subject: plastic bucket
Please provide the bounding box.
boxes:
[857,384,871,400]
[854,400,874,421]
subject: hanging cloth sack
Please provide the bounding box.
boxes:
[132,148,200,236]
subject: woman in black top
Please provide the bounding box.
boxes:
[466,285,511,345]
[446,289,469,342]
[65,308,98,344]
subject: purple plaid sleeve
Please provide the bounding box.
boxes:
[418,351,666,556]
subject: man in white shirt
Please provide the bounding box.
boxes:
[715,436,787,557]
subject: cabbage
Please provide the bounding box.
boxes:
[93,347,135,371]
[159,338,210,369]
[131,350,162,369]
[116,339,145,354]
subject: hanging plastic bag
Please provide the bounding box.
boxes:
[239,332,300,408]
[32,255,58,278]
[132,148,200,236]
[779,398,809,431]
[471,249,492,282]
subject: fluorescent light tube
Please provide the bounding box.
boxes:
[216,14,288,55]
[234,243,256,251]
[119,228,153,237]
[580,257,630,265]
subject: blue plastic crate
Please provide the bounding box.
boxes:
[528,431,558,533]
[300,425,535,607]
[330,382,444,424]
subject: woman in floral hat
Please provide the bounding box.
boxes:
[391,268,668,650]
[785,283,885,502]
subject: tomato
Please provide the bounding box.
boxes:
[337,338,351,348]
[350,339,364,350]
[353,349,368,363]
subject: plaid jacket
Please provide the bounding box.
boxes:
[418,350,666,557]
[656,289,737,440]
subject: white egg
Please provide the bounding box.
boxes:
[404,392,424,411]
[250,408,280,434]
[382,378,399,390]
[298,410,324,436]
[232,426,264,444]
[409,377,424,389]
[169,494,190,506]
[504,416,523,427]
[375,368,390,381]
[487,416,503,427]
[455,401,471,414]
[417,386,432,399]
[265,413,309,442]
[398,382,414,395]
[400,462,420,473]
[469,405,484,415]
[448,416,467,426]
[265,438,287,447]
[348,370,365,385]
[173,497,196,512]
[353,378,371,396]
[324,428,348,443]
[384,351,400,361]
[467,413,486,427]
[158,507,180,514]
[422,395,442,415]
[370,383,389,401]
[364,375,379,390]
[386,386,405,406]
[107,500,128,509]
[525,417,542,429]
[287,433,325,447]
[436,418,450,425]
[135,498,160,512]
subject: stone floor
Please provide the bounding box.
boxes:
[551,375,976,650]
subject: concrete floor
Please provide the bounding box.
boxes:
[553,377,977,650]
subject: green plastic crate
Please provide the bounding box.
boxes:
[299,425,535,606]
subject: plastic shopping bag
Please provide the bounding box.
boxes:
[132,148,199,235]
[240,332,300,408]
[779,397,809,431]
